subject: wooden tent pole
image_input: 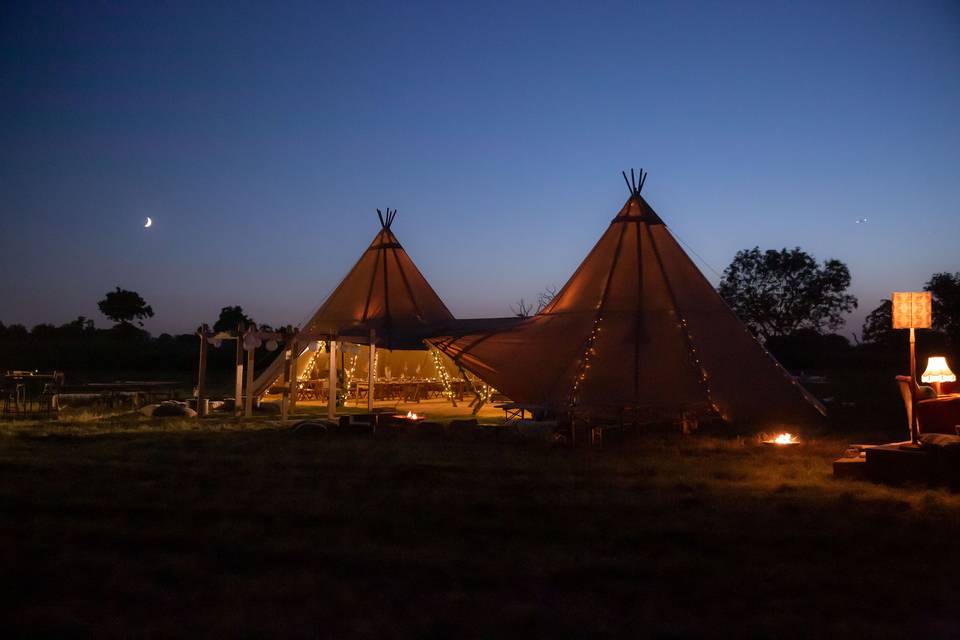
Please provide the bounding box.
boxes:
[368,329,376,412]
[289,339,299,415]
[196,332,208,418]
[244,346,254,418]
[327,339,337,420]
[234,333,243,417]
[280,346,291,422]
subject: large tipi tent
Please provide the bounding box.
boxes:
[251,208,455,397]
[430,172,825,426]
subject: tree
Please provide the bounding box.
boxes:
[97,287,154,327]
[213,306,254,333]
[926,272,960,351]
[61,316,96,335]
[718,247,857,341]
[510,286,558,318]
[861,299,895,345]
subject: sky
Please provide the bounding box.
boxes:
[1,0,958,338]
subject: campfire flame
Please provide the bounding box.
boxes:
[771,432,798,445]
[405,411,420,420]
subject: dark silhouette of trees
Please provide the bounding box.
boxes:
[861,274,959,353]
[927,272,960,351]
[511,286,558,318]
[861,299,896,345]
[97,287,154,327]
[213,306,253,333]
[718,247,857,341]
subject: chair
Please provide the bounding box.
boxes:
[297,380,318,401]
[895,375,920,443]
[402,383,422,403]
[2,377,21,418]
[37,372,63,417]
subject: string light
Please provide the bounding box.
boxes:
[568,316,604,413]
[345,353,359,382]
[482,383,496,403]
[676,316,721,417]
[430,348,456,400]
[298,340,326,381]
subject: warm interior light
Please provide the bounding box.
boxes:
[921,356,956,394]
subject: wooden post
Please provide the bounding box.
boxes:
[234,336,243,417]
[280,347,291,421]
[196,332,208,418]
[327,339,337,420]
[368,329,376,412]
[245,346,255,418]
[289,340,299,415]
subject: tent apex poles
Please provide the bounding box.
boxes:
[621,168,648,196]
[376,208,397,229]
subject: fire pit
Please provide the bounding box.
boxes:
[393,410,426,424]
[761,432,800,447]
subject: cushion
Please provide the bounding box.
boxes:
[917,385,937,400]
[920,433,960,448]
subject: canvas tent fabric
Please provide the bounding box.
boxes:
[251,210,454,397]
[298,208,454,348]
[430,181,825,426]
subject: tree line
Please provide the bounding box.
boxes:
[0,291,278,374]
[718,248,958,371]
[1,254,958,375]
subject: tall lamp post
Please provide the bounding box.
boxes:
[891,292,933,386]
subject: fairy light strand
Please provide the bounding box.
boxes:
[298,340,326,381]
[568,316,604,412]
[430,349,456,400]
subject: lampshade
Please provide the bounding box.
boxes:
[892,292,932,329]
[921,357,956,383]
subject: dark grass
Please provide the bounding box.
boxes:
[1,426,958,637]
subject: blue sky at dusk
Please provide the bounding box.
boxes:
[1,0,958,337]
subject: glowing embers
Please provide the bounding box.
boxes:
[762,432,800,446]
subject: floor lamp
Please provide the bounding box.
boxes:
[892,291,932,443]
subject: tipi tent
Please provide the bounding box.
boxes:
[430,171,825,427]
[251,208,454,397]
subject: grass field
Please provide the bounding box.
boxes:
[1,417,958,637]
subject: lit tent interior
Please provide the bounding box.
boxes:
[429,171,826,428]
[251,209,514,402]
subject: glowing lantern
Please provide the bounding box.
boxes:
[921,356,956,395]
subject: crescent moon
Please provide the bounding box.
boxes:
[144,217,152,228]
